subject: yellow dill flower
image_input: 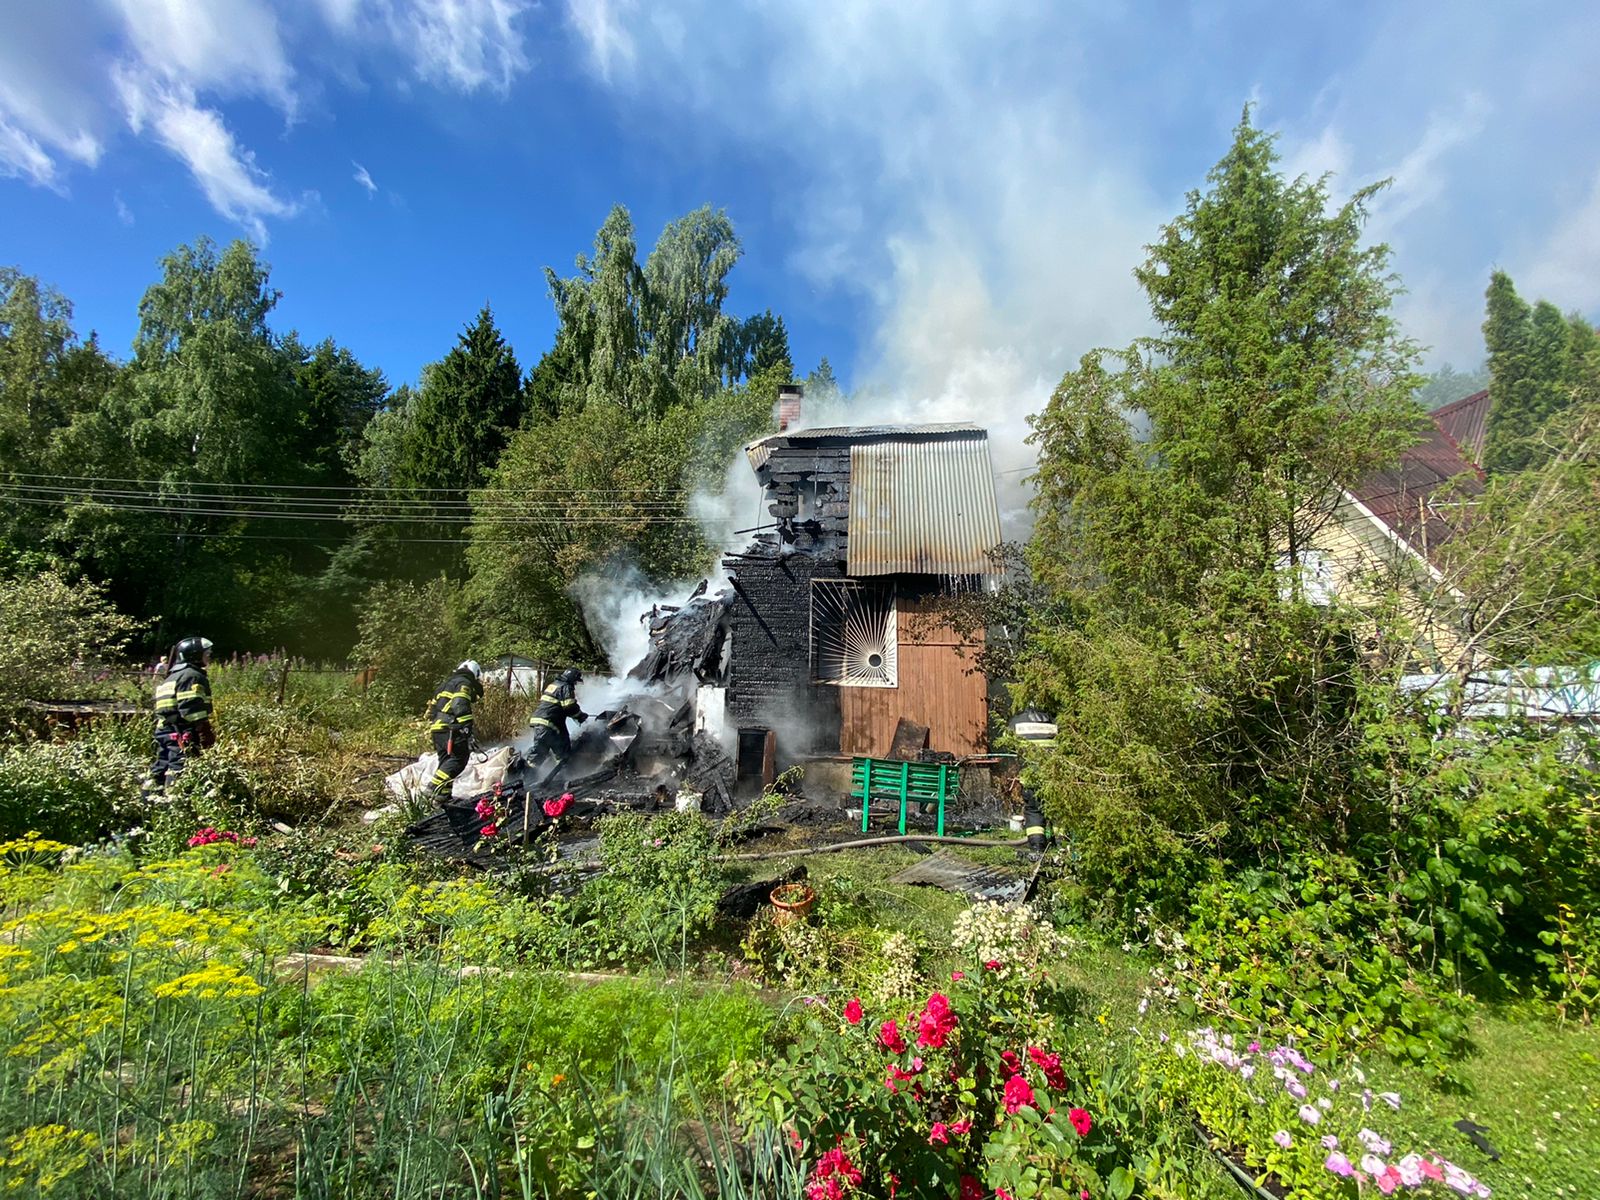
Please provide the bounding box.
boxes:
[152,963,264,1000]
[0,1123,98,1192]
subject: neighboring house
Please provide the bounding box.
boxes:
[722,400,1003,770]
[1299,404,1486,667]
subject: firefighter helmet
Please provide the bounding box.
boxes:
[559,668,582,685]
[458,660,483,680]
[174,637,214,666]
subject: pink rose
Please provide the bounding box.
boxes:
[878,1020,907,1054]
[928,1122,949,1145]
[1068,1107,1092,1136]
[843,998,863,1025]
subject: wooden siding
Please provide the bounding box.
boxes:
[839,598,987,757]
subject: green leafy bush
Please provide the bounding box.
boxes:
[351,575,467,713]
[576,811,727,965]
[1139,867,1475,1077]
[0,740,144,843]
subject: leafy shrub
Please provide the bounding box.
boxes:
[576,811,727,965]
[741,912,925,1004]
[147,749,269,854]
[0,571,144,708]
[351,575,467,713]
[471,682,523,744]
[0,740,144,843]
[741,915,1139,1200]
[1138,867,1475,1077]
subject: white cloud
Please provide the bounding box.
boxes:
[386,0,531,94]
[115,67,300,244]
[114,191,134,225]
[353,161,378,194]
[0,0,535,237]
[107,0,296,111]
[0,116,63,189]
[566,0,637,83]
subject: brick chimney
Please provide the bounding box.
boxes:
[776,383,803,431]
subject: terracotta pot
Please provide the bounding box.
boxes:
[769,882,817,925]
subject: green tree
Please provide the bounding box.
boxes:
[399,306,523,491]
[1019,110,1421,905]
[737,309,792,381]
[290,337,388,486]
[1416,362,1488,411]
[467,368,781,664]
[0,269,121,568]
[1479,272,1596,473]
[543,205,750,417]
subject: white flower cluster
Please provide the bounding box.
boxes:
[872,931,919,1003]
[950,900,1070,974]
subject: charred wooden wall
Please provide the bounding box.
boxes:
[838,597,988,757]
[724,553,844,759]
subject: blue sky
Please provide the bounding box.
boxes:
[4,0,1600,478]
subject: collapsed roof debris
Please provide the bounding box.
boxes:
[404,581,739,859]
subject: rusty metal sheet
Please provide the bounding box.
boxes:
[745,423,983,472]
[889,851,1027,903]
[847,434,1003,577]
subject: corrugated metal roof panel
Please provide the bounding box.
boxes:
[1432,389,1491,466]
[744,423,983,471]
[847,434,1003,576]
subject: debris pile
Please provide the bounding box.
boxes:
[403,582,738,859]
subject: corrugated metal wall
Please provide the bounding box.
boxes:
[847,436,1004,577]
[838,597,988,756]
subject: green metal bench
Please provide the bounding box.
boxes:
[852,757,957,837]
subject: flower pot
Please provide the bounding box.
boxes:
[769,882,816,925]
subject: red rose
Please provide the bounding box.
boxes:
[1068,1107,1092,1136]
[984,959,1002,970]
[916,993,958,1048]
[1002,1073,1037,1114]
[843,997,863,1025]
[999,1050,1023,1077]
[878,1020,907,1055]
[949,1119,971,1136]
[928,1122,949,1145]
[997,1189,1015,1200]
[1027,1046,1070,1091]
[480,822,499,838]
[959,1176,984,1200]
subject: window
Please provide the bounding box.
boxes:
[810,580,897,687]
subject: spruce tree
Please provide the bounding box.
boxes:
[401,306,524,490]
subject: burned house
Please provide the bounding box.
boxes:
[723,411,1004,771]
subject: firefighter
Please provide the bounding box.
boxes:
[425,660,484,804]
[145,636,216,796]
[527,668,588,767]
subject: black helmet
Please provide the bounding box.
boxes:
[560,668,582,684]
[175,636,214,666]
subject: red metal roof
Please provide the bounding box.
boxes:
[1347,416,1484,566]
[1432,389,1491,466]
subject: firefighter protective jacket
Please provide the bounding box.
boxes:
[529,679,584,731]
[153,663,213,732]
[427,670,483,734]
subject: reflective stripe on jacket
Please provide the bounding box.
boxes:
[153,663,212,730]
[427,671,482,733]
[529,680,580,730]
